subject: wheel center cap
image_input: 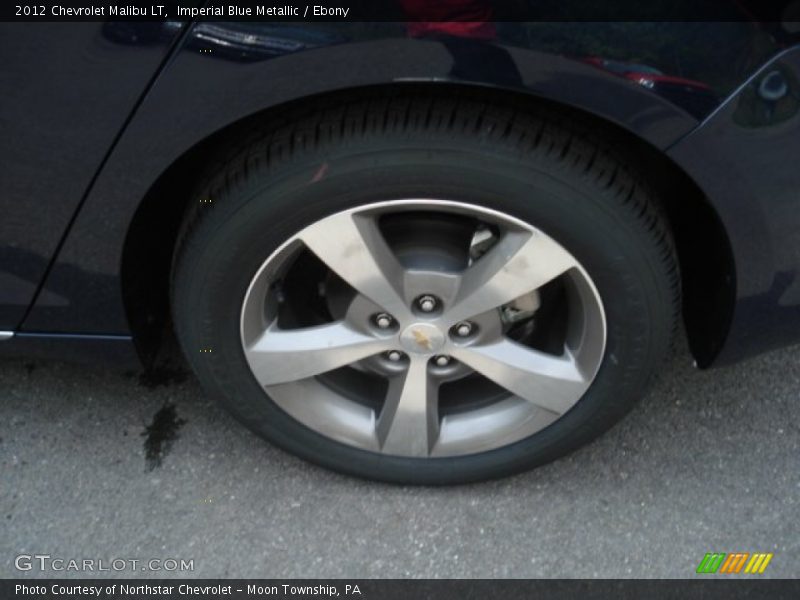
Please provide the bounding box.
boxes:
[400,323,446,354]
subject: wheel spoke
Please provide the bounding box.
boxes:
[246,321,389,386]
[299,212,411,320]
[450,339,588,415]
[446,229,577,325]
[376,356,440,457]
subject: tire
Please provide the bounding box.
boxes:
[171,91,679,485]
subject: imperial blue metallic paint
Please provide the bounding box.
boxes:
[0,20,799,368]
[668,47,800,366]
[0,22,183,329]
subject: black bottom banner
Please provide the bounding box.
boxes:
[3,579,800,600]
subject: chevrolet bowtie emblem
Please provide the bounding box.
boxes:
[411,329,432,350]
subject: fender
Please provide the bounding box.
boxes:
[19,22,791,368]
[667,46,800,365]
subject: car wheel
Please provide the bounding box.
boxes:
[171,92,679,484]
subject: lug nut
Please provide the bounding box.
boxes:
[454,322,473,337]
[374,313,394,329]
[434,355,450,367]
[386,351,404,362]
[417,295,438,313]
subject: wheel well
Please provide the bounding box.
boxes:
[121,83,735,367]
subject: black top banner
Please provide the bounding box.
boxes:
[3,579,800,600]
[3,0,800,22]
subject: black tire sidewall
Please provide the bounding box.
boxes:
[173,142,673,484]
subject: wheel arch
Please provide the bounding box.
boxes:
[120,83,735,367]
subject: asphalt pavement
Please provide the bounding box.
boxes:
[2,336,798,579]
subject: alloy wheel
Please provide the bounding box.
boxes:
[240,200,606,458]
